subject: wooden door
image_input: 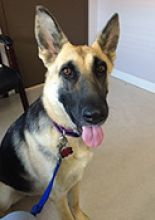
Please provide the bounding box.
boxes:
[0,0,88,87]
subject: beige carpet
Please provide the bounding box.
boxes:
[0,77,155,220]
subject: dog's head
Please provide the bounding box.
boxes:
[35,6,120,147]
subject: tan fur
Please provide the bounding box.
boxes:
[0,52,110,218]
[43,42,113,129]
[0,7,119,219]
[0,182,23,212]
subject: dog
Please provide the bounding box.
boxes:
[0,6,120,220]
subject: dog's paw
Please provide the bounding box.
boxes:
[74,210,89,220]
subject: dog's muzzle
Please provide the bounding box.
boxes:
[82,107,107,124]
[82,103,108,125]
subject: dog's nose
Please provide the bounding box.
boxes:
[82,107,106,124]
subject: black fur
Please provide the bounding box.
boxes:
[0,98,51,192]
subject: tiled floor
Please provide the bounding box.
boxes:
[0,78,155,220]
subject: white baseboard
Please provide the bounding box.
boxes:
[112,69,155,94]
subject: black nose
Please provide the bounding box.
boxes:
[82,107,107,124]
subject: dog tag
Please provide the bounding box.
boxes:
[57,135,73,158]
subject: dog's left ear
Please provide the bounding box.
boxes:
[35,5,68,67]
[92,14,120,62]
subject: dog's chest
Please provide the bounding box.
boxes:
[26,131,93,195]
[52,144,93,199]
[31,147,92,199]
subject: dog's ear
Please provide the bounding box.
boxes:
[35,5,68,67]
[92,14,120,62]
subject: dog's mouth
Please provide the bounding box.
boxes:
[72,108,108,148]
[66,101,108,148]
[81,125,104,148]
[75,117,107,148]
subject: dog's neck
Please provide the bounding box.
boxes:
[52,120,82,138]
[42,95,80,137]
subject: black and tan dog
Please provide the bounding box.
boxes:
[0,6,119,220]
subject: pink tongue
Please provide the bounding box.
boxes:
[82,126,104,148]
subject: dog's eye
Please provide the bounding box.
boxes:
[93,57,107,78]
[96,63,107,76]
[62,67,73,78]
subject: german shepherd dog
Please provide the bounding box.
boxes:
[0,6,119,220]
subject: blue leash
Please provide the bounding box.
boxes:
[31,158,62,216]
[30,133,73,217]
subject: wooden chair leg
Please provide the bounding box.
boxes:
[18,82,29,112]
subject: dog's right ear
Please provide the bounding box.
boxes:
[35,6,68,67]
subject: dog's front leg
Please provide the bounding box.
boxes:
[68,182,89,220]
[54,196,75,220]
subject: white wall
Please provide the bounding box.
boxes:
[89,0,155,91]
[88,0,98,44]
